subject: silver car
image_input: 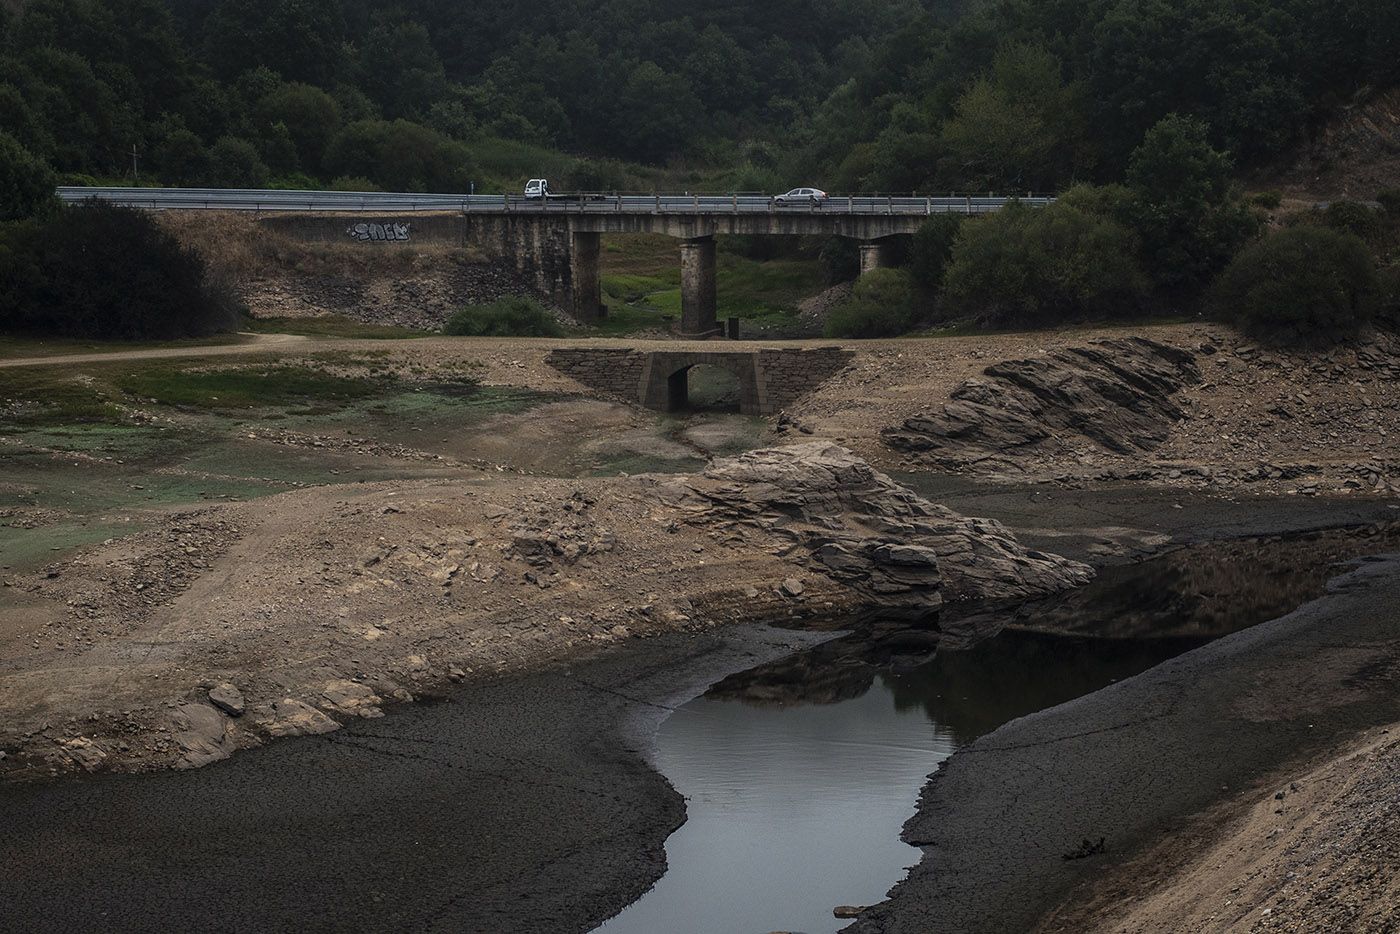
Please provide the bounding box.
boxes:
[774,187,828,206]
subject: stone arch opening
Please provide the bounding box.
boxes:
[666,363,743,413]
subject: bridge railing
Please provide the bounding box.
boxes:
[56,186,1054,215]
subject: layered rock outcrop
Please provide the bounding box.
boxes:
[656,443,1093,617]
[883,337,1200,469]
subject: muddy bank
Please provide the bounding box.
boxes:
[903,474,1400,565]
[0,624,832,934]
[846,554,1400,934]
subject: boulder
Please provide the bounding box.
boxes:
[207,682,245,717]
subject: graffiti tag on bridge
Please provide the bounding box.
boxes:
[346,222,411,242]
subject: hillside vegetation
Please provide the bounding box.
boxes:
[1,0,1395,195]
[2,0,1399,345]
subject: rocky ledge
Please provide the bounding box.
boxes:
[657,442,1093,615]
[2,444,1089,780]
[883,337,1200,470]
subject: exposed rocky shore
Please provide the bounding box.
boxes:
[882,337,1201,469]
[0,444,1086,780]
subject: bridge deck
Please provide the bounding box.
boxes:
[56,187,1050,216]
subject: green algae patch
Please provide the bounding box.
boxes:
[115,365,395,411]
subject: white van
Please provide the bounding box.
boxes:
[524,178,550,198]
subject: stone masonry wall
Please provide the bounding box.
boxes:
[543,349,649,401]
[757,348,856,411]
[546,346,856,416]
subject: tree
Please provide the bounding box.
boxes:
[147,116,209,186]
[206,136,269,187]
[610,62,701,163]
[202,0,348,87]
[1213,227,1377,346]
[255,83,342,171]
[909,213,964,291]
[944,201,1149,326]
[0,201,240,339]
[323,119,474,192]
[1091,0,1305,167]
[1125,114,1259,297]
[938,43,1089,191]
[0,132,57,222]
[358,21,448,120]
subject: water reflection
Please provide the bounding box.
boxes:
[594,682,954,934]
[593,525,1400,934]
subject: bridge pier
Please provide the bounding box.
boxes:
[858,240,890,276]
[570,231,602,323]
[678,236,719,338]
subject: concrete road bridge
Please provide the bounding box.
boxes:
[59,187,1051,337]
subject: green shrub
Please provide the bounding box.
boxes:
[819,237,860,284]
[823,268,920,338]
[0,131,57,221]
[1249,191,1283,210]
[1376,190,1400,217]
[943,201,1148,326]
[1322,200,1384,242]
[908,213,963,291]
[443,296,564,337]
[0,201,242,339]
[206,137,269,188]
[1212,227,1378,346]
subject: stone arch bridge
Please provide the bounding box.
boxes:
[545,346,855,416]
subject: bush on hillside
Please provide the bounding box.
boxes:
[0,201,243,339]
[1378,190,1400,218]
[823,268,920,338]
[1322,200,1385,242]
[908,213,963,291]
[1212,227,1378,346]
[943,201,1148,326]
[0,132,57,222]
[443,296,564,337]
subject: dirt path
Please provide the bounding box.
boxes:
[0,331,312,368]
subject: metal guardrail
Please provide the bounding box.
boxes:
[56,187,1052,216]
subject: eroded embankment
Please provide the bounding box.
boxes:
[0,443,1086,780]
[792,327,1400,495]
[845,554,1400,934]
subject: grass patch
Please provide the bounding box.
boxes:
[594,234,823,335]
[243,316,430,340]
[115,364,395,410]
[0,369,125,427]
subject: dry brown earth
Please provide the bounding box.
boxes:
[0,443,1086,780]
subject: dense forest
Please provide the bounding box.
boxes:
[1,0,1396,194]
